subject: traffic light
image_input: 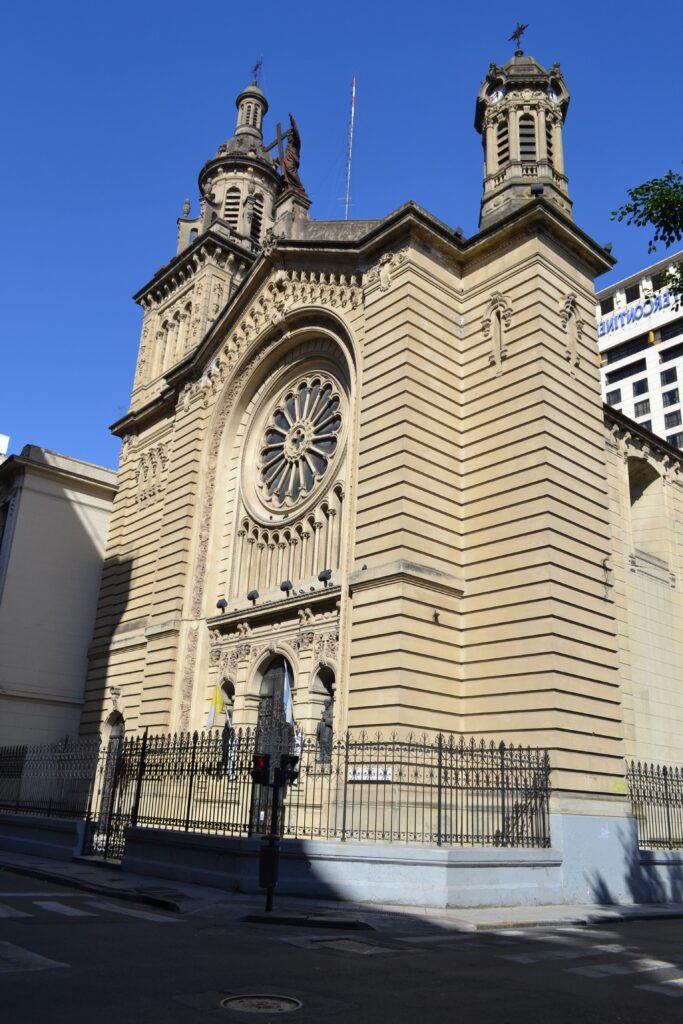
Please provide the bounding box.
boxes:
[251,753,270,785]
[281,753,300,786]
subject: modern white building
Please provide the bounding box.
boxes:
[0,446,116,744]
[597,252,683,448]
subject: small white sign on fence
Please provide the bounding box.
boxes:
[347,765,393,782]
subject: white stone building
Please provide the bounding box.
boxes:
[0,446,116,744]
[597,253,683,447]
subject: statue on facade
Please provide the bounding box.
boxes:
[281,114,306,194]
[316,697,334,764]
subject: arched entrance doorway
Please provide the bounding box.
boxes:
[256,655,294,739]
[252,655,295,836]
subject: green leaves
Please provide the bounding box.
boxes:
[612,168,683,301]
[611,169,683,252]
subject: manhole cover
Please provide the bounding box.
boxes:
[221,995,302,1014]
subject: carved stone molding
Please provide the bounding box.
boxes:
[606,420,681,486]
[365,249,408,292]
[291,630,315,653]
[134,442,170,504]
[179,269,362,413]
[482,292,513,372]
[179,625,199,731]
[120,433,138,462]
[559,292,583,372]
[313,628,339,667]
[138,238,249,312]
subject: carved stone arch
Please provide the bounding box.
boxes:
[309,661,337,696]
[247,646,300,699]
[481,291,513,373]
[178,308,358,729]
[102,709,125,745]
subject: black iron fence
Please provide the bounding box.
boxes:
[0,738,101,819]
[626,760,683,850]
[83,730,551,859]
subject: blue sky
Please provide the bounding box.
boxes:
[2,0,681,468]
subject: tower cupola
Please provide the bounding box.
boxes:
[475,49,571,230]
[234,82,268,140]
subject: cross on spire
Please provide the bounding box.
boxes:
[251,57,263,85]
[508,23,528,53]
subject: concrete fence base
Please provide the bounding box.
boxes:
[0,813,85,861]
[0,807,680,908]
[122,827,564,907]
[121,809,683,908]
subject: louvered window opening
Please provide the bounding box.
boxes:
[519,116,537,161]
[251,195,264,243]
[496,120,509,166]
[545,121,554,162]
[224,188,240,231]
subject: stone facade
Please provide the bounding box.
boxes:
[83,52,683,818]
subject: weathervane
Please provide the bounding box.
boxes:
[251,57,263,85]
[508,23,528,53]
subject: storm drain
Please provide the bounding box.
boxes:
[221,995,302,1014]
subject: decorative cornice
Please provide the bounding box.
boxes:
[605,413,682,485]
[206,585,342,635]
[134,229,252,311]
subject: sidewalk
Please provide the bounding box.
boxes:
[1,849,682,933]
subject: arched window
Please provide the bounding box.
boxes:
[224,187,240,231]
[250,193,264,243]
[519,115,537,162]
[628,457,668,561]
[257,655,295,733]
[496,118,509,166]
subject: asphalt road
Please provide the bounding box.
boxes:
[0,869,682,1023]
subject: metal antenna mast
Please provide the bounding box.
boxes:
[344,75,357,221]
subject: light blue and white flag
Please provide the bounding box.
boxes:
[283,661,295,725]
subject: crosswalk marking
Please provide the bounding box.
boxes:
[638,978,683,998]
[0,942,69,973]
[0,897,181,923]
[86,901,181,923]
[567,957,676,979]
[33,901,96,918]
[0,903,31,919]
[500,943,624,964]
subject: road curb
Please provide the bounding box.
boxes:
[0,858,184,912]
[2,855,682,931]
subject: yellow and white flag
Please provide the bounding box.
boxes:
[206,684,225,730]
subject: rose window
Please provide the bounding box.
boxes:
[258,377,342,508]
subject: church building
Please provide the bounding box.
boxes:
[83,42,683,842]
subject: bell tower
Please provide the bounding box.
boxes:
[177,79,282,251]
[475,47,571,229]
